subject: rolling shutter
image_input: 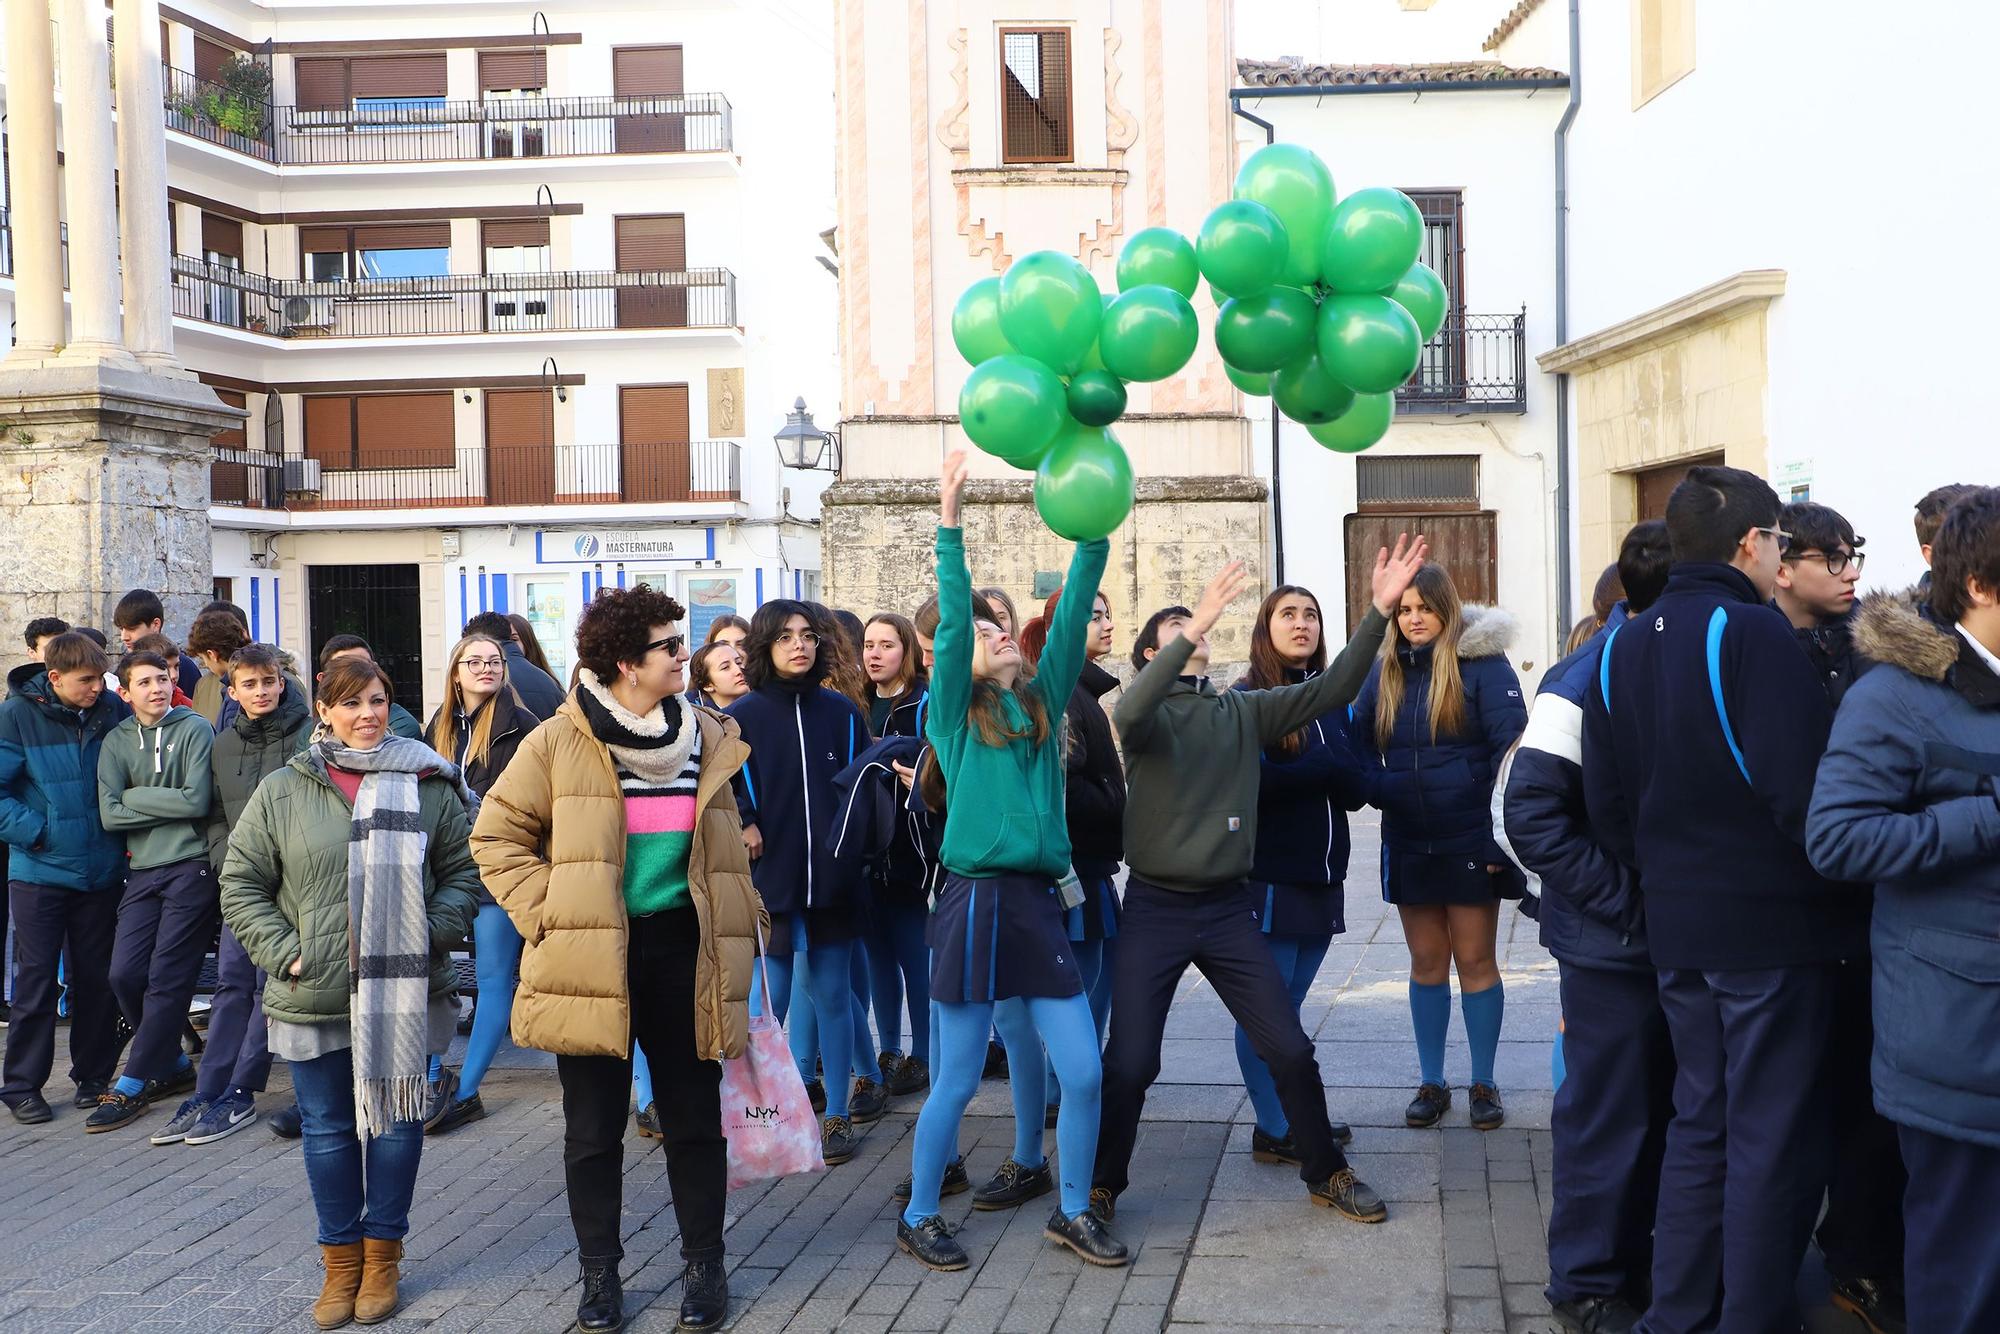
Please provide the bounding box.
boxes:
[357,392,455,469]
[300,227,348,255]
[349,54,448,99]
[194,36,238,86]
[479,49,547,91]
[200,213,243,261]
[293,57,349,111]
[620,385,692,503]
[484,390,556,506]
[612,46,686,153]
[208,389,251,505]
[614,215,686,270]
[304,395,355,468]
[612,46,683,96]
[351,222,451,251]
[480,218,550,249]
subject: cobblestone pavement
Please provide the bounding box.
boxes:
[0,819,1867,1332]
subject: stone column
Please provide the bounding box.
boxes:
[3,0,65,362]
[55,0,139,367]
[113,0,180,370]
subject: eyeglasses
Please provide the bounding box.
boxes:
[775,630,819,648]
[1785,549,1865,576]
[1755,526,1794,552]
[643,634,687,657]
[460,657,505,671]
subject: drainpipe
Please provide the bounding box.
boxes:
[1552,0,1582,634]
[1228,94,1283,585]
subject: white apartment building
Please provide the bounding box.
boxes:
[0,0,836,715]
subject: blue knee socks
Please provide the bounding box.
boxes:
[1461,981,1504,1086]
[1410,980,1452,1086]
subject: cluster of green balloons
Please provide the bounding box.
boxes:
[1199,144,1440,453]
[953,242,1199,539]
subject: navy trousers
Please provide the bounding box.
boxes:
[1545,961,1675,1308]
[1638,966,1835,1334]
[1,882,120,1099]
[1813,955,1905,1284]
[194,925,273,1102]
[1899,1123,2000,1334]
[108,859,219,1084]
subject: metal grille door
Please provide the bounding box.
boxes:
[307,564,426,719]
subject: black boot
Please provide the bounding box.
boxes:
[678,1257,729,1331]
[576,1256,624,1332]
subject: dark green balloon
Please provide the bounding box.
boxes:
[1224,363,1271,396]
[1214,287,1318,374]
[1233,143,1335,288]
[1034,423,1135,540]
[1320,187,1425,294]
[1315,293,1422,394]
[1195,200,1289,300]
[1117,227,1199,299]
[1306,392,1395,454]
[1099,285,1199,383]
[951,277,1014,366]
[1271,350,1357,426]
[958,354,1065,467]
[1382,261,1447,343]
[997,251,1103,376]
[1066,369,1128,427]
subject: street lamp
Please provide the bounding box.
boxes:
[773,396,838,472]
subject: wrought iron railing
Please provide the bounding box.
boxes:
[163,65,276,160]
[1397,310,1529,413]
[212,443,742,511]
[169,256,739,336]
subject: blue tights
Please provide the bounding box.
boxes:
[865,899,931,1060]
[752,933,858,1117]
[904,994,1101,1225]
[1234,932,1333,1137]
[456,904,523,1101]
[995,938,1112,1134]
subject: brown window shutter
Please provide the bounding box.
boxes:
[613,46,683,96]
[357,392,455,469]
[999,29,1073,163]
[300,227,349,254]
[620,386,692,503]
[210,389,249,449]
[481,218,550,250]
[479,48,547,91]
[484,389,554,447]
[614,215,686,271]
[304,396,355,468]
[200,213,243,260]
[194,36,236,85]
[352,222,452,251]
[294,57,349,111]
[350,54,448,100]
[483,390,556,505]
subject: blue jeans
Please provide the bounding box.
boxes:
[751,925,859,1117]
[865,898,931,1059]
[290,1045,425,1245]
[1234,933,1333,1137]
[457,904,522,1100]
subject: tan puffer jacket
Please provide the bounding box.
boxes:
[469,696,766,1061]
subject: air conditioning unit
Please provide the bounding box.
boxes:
[282,458,323,497]
[283,295,336,334]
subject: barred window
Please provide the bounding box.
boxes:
[1000,29,1071,164]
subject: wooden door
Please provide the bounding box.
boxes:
[1344,511,1498,633]
[613,46,685,152]
[1635,453,1726,521]
[485,390,556,506]
[620,385,691,503]
[614,215,689,328]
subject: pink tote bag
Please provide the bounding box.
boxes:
[719,924,826,1189]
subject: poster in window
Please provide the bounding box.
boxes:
[685,577,738,644]
[523,579,571,686]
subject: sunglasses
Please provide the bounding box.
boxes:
[643,634,687,657]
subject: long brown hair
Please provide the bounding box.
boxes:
[1246,585,1326,760]
[864,613,924,698]
[809,604,871,717]
[505,613,552,676]
[1373,562,1468,750]
[910,590,1049,810]
[430,634,508,768]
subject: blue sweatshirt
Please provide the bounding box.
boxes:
[726,678,868,918]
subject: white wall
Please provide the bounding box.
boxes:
[1236,0,1540,66]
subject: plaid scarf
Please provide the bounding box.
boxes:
[316,734,478,1140]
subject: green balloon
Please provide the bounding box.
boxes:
[1271,350,1357,426]
[1066,369,1128,427]
[1316,293,1422,394]
[1214,286,1317,374]
[1034,423,1135,540]
[1076,293,1117,372]
[1383,261,1447,343]
[958,354,1065,467]
[1233,143,1335,289]
[1117,227,1199,299]
[998,251,1104,376]
[1196,200,1289,300]
[1306,392,1396,454]
[951,277,1015,366]
[1224,363,1271,396]
[1320,187,1424,294]
[1099,285,1199,383]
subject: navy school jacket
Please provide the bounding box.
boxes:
[1063,662,1126,879]
[725,679,869,918]
[1236,668,1367,888]
[830,734,926,872]
[1582,562,1867,970]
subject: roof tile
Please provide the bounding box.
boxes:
[1234,57,1565,89]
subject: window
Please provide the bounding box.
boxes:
[293,53,448,116]
[1357,456,1480,510]
[1401,190,1466,402]
[1632,0,1695,108]
[300,223,451,281]
[359,245,448,279]
[304,392,457,471]
[520,579,572,686]
[999,29,1071,164]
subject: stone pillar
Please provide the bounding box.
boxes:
[0,364,243,678]
[2,0,66,362]
[55,0,139,367]
[113,0,180,370]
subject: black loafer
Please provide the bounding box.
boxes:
[1469,1083,1505,1131]
[821,1115,856,1165]
[84,1089,149,1133]
[1309,1167,1387,1223]
[576,1256,624,1332]
[1405,1082,1451,1128]
[72,1080,108,1110]
[894,1157,969,1202]
[268,1102,303,1138]
[426,1094,486,1136]
[805,1079,827,1115]
[677,1257,728,1331]
[849,1077,888,1125]
[1251,1128,1304,1166]
[1550,1294,1643,1333]
[885,1055,929,1097]
[144,1065,199,1101]
[5,1092,53,1125]
[1044,1207,1129,1267]
[972,1157,1053,1211]
[1331,1119,1354,1145]
[422,1066,460,1131]
[896,1214,968,1271]
[635,1102,662,1139]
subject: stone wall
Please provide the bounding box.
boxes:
[820,475,1272,682]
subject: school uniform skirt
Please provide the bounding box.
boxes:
[929,872,1084,1004]
[1381,848,1524,907]
[1251,879,1346,937]
[1063,870,1122,943]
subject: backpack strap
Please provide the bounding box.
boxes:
[1705,606,1752,785]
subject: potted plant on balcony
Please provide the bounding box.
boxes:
[193,55,273,141]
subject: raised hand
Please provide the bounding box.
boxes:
[1189,559,1252,638]
[940,448,970,528]
[1370,533,1429,616]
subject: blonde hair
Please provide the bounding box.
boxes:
[1374,563,1468,750]
[430,633,508,769]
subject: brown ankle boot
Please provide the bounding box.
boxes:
[354,1238,403,1325]
[314,1242,365,1329]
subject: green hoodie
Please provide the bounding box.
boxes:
[206,681,314,871]
[97,705,216,871]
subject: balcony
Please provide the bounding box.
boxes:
[211,442,742,514]
[170,257,738,338]
[1396,311,1528,414]
[162,66,733,165]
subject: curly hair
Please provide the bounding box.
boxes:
[574,583,687,679]
[742,600,825,691]
[187,608,251,660]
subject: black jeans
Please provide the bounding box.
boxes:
[1814,955,1906,1283]
[556,907,727,1265]
[2,882,120,1099]
[1095,878,1346,1198]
